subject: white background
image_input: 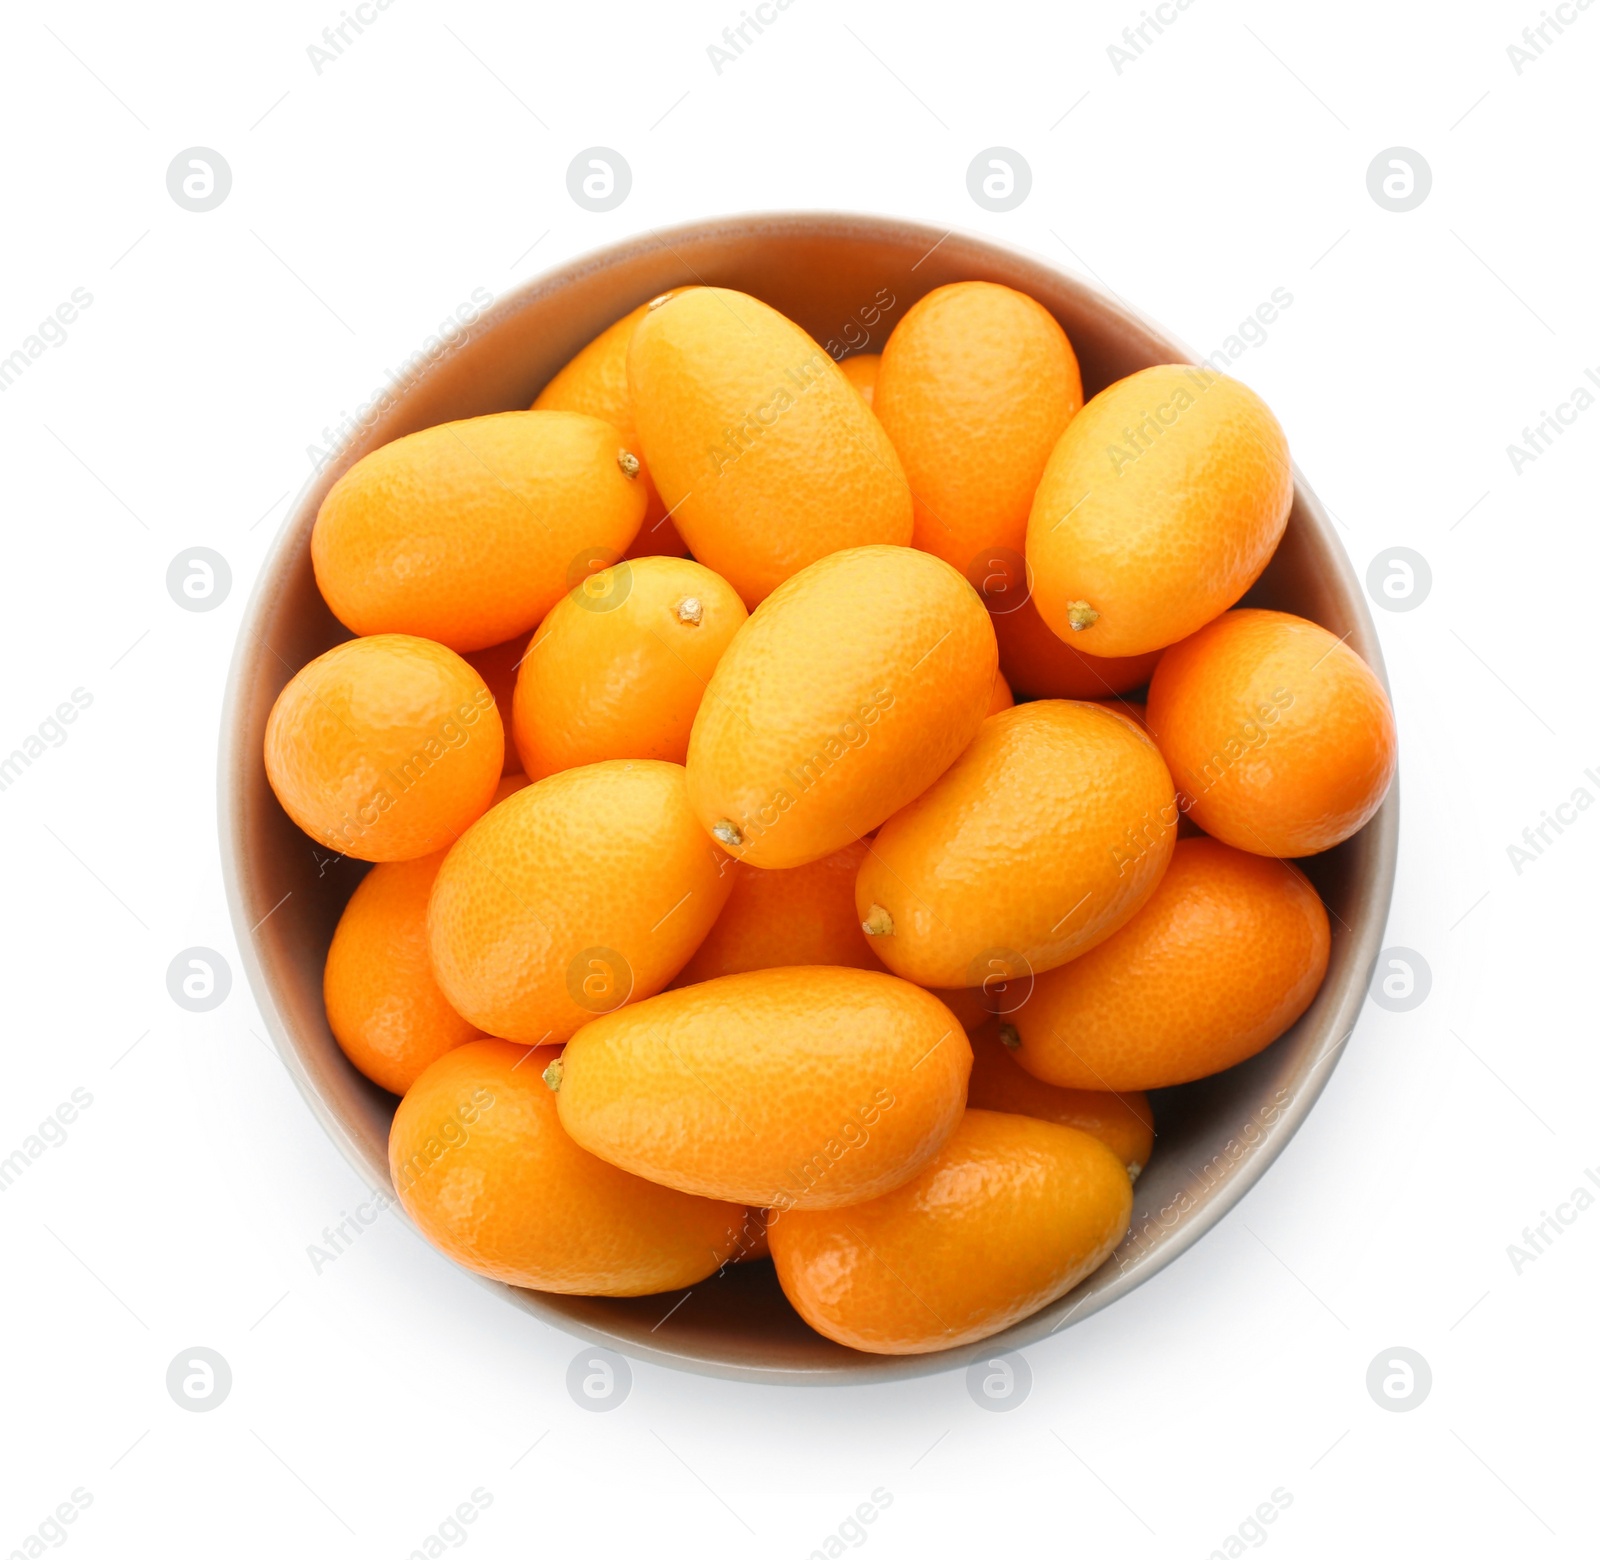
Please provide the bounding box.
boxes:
[1,0,1595,1555]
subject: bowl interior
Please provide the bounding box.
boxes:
[220,214,1396,1384]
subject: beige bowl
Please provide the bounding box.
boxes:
[219,213,1397,1384]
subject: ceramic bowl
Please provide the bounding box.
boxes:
[219,213,1397,1384]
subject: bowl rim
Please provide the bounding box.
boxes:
[219,210,1398,1385]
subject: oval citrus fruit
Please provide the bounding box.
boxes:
[324,849,483,1094]
[672,839,884,986]
[1008,836,1330,1090]
[628,287,913,605]
[1026,365,1292,656]
[875,280,1082,574]
[857,700,1176,987]
[993,593,1162,699]
[1146,608,1396,856]
[511,556,747,779]
[532,290,692,560]
[768,1109,1132,1353]
[966,1019,1154,1175]
[390,1039,743,1295]
[462,631,532,776]
[264,633,504,861]
[553,966,970,1211]
[312,410,646,652]
[839,352,880,407]
[426,760,732,1043]
[686,545,997,869]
